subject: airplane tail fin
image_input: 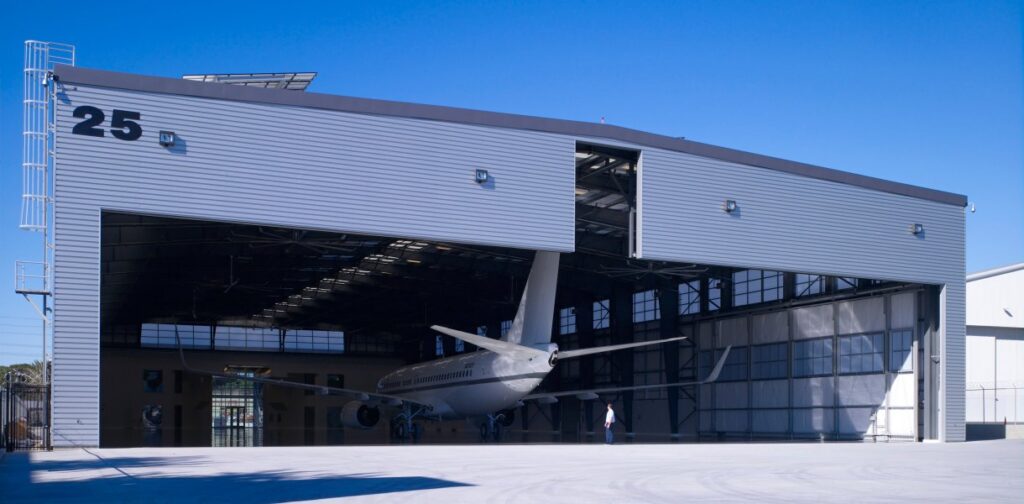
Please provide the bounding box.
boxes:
[503,251,560,347]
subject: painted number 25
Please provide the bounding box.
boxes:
[72,106,142,141]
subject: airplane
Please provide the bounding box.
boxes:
[177,250,731,441]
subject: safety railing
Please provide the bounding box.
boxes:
[15,260,50,295]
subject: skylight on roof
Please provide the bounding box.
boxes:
[182,72,317,91]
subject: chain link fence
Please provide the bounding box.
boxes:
[966,383,1023,424]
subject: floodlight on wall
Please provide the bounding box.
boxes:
[159,130,176,147]
[475,169,490,184]
[911,223,924,235]
[723,199,738,213]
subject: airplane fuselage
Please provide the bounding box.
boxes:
[377,346,555,419]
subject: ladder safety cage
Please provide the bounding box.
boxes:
[21,40,74,233]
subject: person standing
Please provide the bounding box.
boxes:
[604,402,616,444]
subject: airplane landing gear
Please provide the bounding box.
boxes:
[391,418,423,441]
[390,404,428,443]
[480,411,511,442]
[479,421,502,441]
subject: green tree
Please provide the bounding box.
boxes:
[0,360,45,385]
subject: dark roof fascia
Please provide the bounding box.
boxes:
[54,65,967,207]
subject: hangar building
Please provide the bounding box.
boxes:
[27,55,967,447]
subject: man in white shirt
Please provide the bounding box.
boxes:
[604,402,616,444]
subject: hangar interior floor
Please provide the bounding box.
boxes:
[2,441,1022,503]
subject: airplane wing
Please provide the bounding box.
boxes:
[522,346,731,402]
[174,329,424,408]
[554,335,687,360]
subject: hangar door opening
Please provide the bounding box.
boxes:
[99,211,572,447]
[99,207,929,446]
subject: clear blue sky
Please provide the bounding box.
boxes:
[1,1,1021,365]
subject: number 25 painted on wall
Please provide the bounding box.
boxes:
[72,106,142,141]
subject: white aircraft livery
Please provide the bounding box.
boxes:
[179,250,730,440]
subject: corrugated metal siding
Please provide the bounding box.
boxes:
[57,85,575,249]
[638,147,962,285]
[942,281,967,441]
[51,204,99,447]
[51,84,575,447]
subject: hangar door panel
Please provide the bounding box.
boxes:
[698,294,919,441]
[638,148,964,285]
[55,84,575,252]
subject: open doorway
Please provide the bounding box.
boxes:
[211,367,265,447]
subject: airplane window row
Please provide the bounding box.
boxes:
[415,369,473,385]
[381,369,475,390]
[381,379,413,390]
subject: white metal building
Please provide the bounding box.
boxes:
[19,50,968,447]
[966,263,1024,424]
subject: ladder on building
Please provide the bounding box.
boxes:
[14,40,75,384]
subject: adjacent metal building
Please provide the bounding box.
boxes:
[44,63,967,447]
[965,263,1024,425]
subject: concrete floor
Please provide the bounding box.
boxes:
[2,441,1022,503]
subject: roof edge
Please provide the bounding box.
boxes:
[967,262,1024,282]
[53,64,967,207]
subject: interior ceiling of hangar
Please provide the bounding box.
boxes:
[100,143,723,335]
[99,217,717,336]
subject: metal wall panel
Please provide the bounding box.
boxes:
[752,410,788,433]
[751,380,788,408]
[716,317,748,348]
[639,147,963,285]
[57,85,575,249]
[51,84,575,446]
[837,298,886,335]
[715,382,748,409]
[942,282,967,441]
[792,377,835,408]
[752,312,788,344]
[837,375,887,406]
[839,407,874,434]
[891,292,917,329]
[793,408,833,433]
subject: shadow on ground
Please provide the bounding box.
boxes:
[0,453,471,503]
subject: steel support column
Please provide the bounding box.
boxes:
[659,282,681,438]
[575,294,596,435]
[611,283,634,436]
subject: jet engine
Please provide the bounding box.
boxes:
[340,401,381,429]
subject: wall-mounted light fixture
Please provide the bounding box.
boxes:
[475,169,490,184]
[159,130,176,147]
[723,199,738,213]
[911,223,924,235]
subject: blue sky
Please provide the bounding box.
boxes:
[0,1,1021,364]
